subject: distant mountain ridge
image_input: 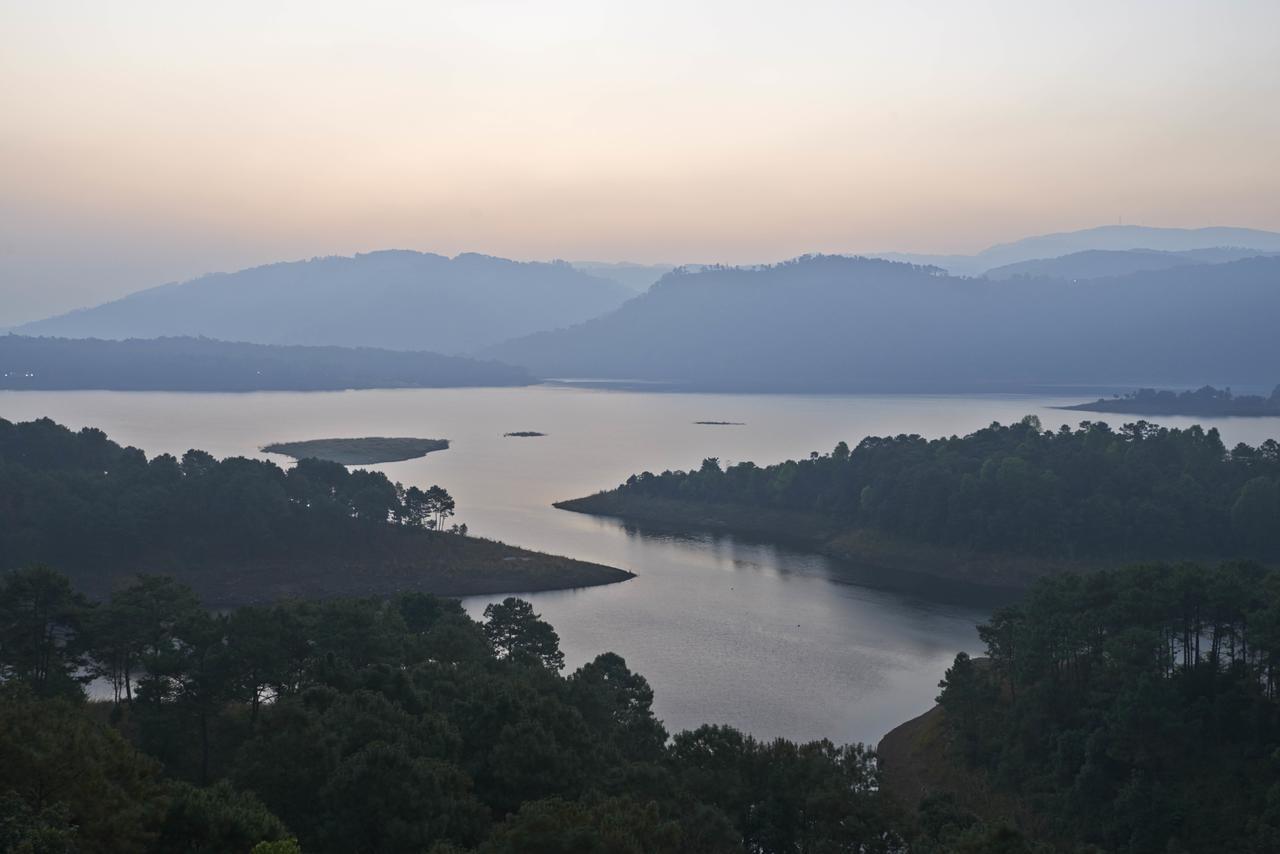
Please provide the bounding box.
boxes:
[15,251,634,354]
[876,225,1280,276]
[982,247,1280,281]
[485,254,1280,393]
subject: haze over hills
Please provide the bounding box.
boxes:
[0,334,532,391]
[14,251,634,354]
[485,254,1280,393]
[981,247,1280,281]
[876,224,1280,276]
[569,261,675,292]
[14,224,1280,355]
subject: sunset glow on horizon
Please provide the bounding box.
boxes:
[3,0,1279,323]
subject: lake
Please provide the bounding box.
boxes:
[5,386,1278,745]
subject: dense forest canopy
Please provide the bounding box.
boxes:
[13,251,633,355]
[5,563,1276,851]
[939,561,1280,852]
[485,254,1280,392]
[1066,384,1280,416]
[0,566,952,854]
[0,416,456,575]
[604,417,1280,562]
[0,334,532,391]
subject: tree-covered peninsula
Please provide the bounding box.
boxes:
[558,418,1280,587]
[1065,384,1280,416]
[0,417,629,603]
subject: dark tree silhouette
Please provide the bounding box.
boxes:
[482,597,565,671]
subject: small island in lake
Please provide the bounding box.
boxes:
[1064,384,1280,416]
[504,431,546,437]
[694,420,745,425]
[262,436,449,464]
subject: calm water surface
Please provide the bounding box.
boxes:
[5,386,1278,744]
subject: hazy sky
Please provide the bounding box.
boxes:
[3,0,1279,324]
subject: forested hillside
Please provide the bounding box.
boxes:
[576,417,1280,563]
[0,335,532,391]
[937,561,1280,852]
[0,567,939,853]
[487,254,1280,391]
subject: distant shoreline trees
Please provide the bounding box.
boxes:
[0,334,534,392]
[1066,383,1280,416]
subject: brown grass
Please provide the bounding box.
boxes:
[63,527,634,606]
[877,704,1047,840]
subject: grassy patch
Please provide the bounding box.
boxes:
[67,527,633,607]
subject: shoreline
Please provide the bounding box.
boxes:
[1057,403,1280,418]
[554,492,1100,591]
